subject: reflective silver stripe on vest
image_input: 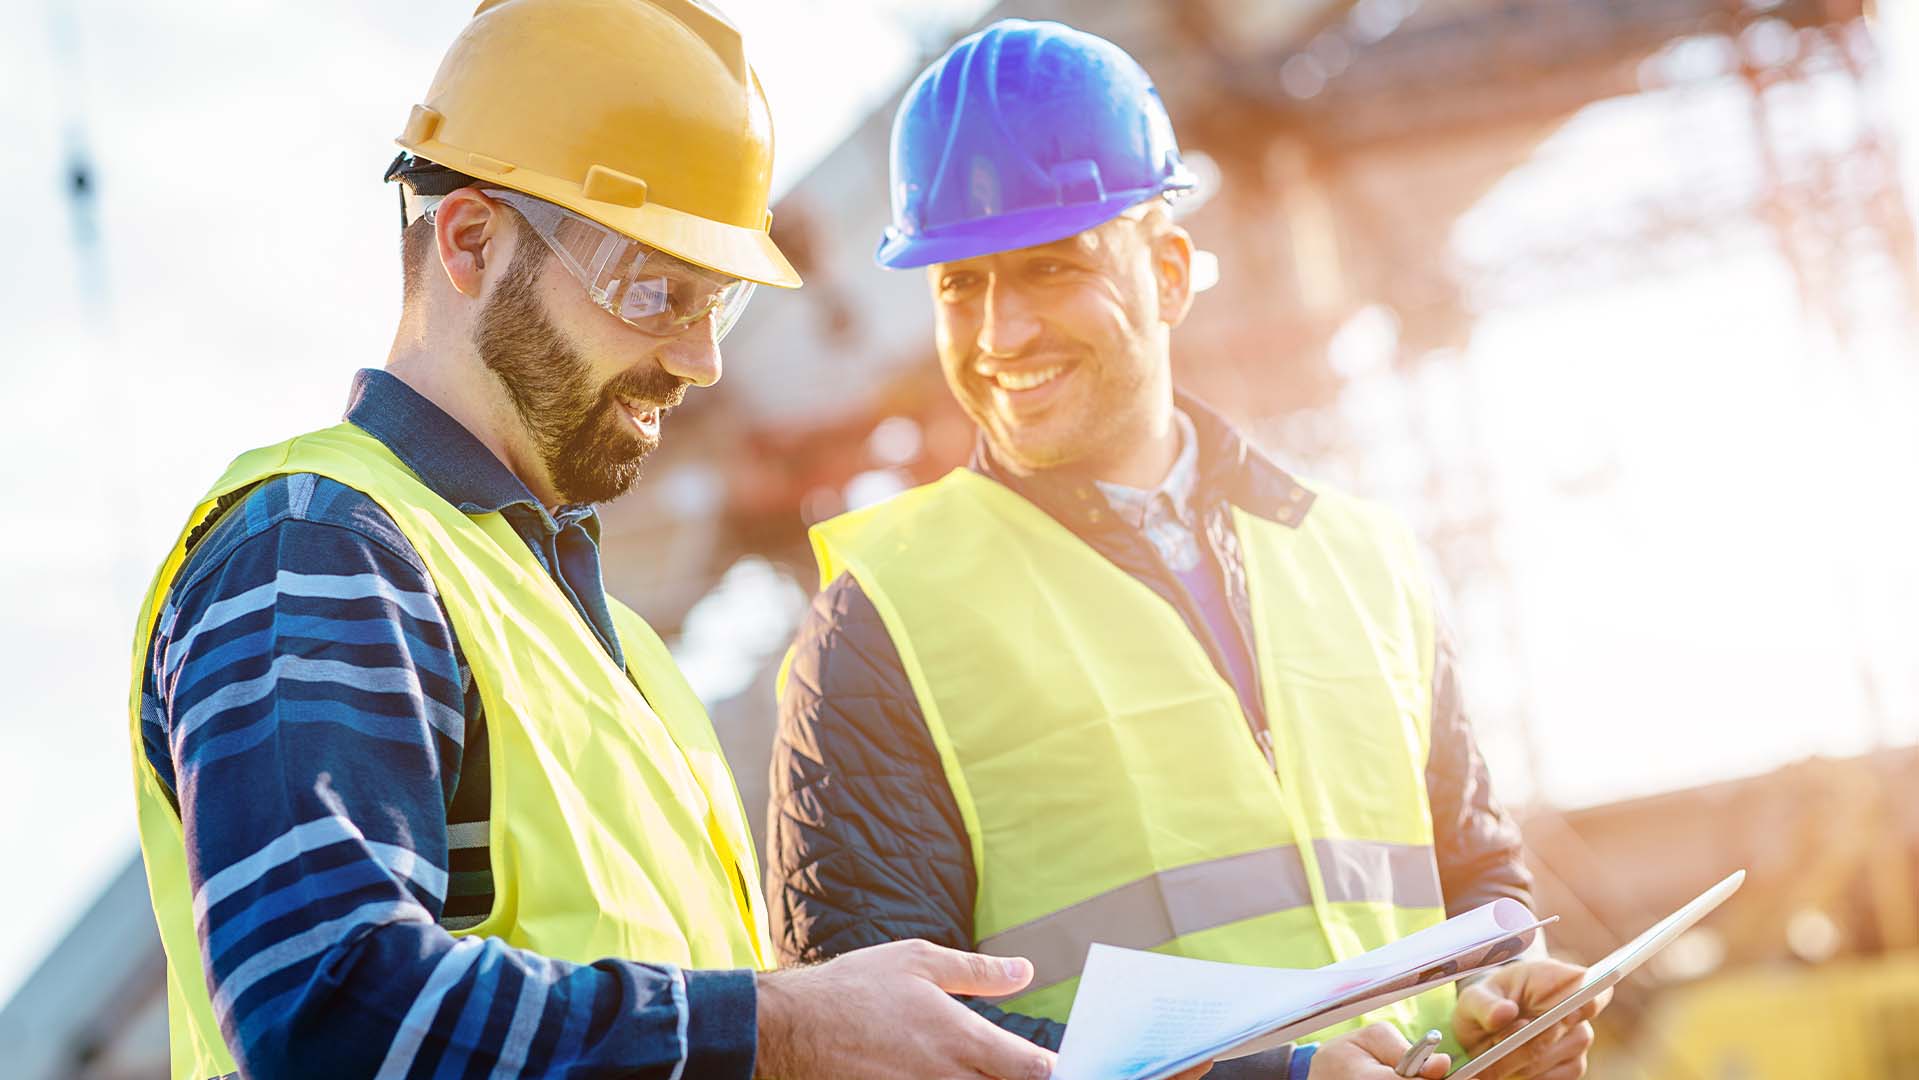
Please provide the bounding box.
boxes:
[1312,838,1443,910]
[976,840,1440,995]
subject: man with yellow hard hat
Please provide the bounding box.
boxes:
[129,2,1060,1078]
[768,19,1608,1080]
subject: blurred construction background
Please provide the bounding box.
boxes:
[3,0,1916,1077]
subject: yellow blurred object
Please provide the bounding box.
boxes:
[396,0,800,287]
[1636,955,1919,1079]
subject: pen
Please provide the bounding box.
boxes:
[1395,1029,1444,1078]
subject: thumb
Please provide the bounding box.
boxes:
[958,1011,1058,1080]
[913,942,1038,997]
[1347,1022,1414,1065]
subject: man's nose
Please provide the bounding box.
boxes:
[977,278,1041,359]
[659,317,722,387]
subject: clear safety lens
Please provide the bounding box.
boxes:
[484,189,755,342]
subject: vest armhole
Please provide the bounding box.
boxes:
[831,555,993,892]
[179,481,264,563]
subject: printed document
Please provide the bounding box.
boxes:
[1051,898,1550,1080]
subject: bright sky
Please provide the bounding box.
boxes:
[1,0,1914,1007]
[1407,34,1919,809]
[1459,257,1918,806]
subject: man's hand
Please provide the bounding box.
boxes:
[1309,1023,1450,1079]
[753,938,1058,1080]
[1452,960,1610,1080]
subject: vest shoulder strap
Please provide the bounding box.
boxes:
[809,468,1050,585]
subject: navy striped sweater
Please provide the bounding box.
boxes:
[137,369,756,1079]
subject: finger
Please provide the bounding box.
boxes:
[1530,1058,1591,1080]
[1531,1022,1595,1070]
[958,1014,1056,1080]
[1420,1052,1452,1079]
[1543,989,1606,1030]
[1455,981,1522,1039]
[1482,1051,1537,1079]
[1561,999,1601,1026]
[1528,1019,1593,1062]
[910,940,1037,997]
[1346,1022,1414,1065]
[1513,1016,1578,1052]
[1522,962,1588,1006]
[1496,1020,1592,1080]
[1167,1064,1214,1080]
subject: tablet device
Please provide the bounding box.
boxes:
[1447,869,1746,1079]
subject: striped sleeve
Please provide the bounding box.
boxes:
[141,475,756,1080]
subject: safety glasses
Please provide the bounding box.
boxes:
[482,188,756,342]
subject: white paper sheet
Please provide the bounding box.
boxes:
[1051,899,1551,1080]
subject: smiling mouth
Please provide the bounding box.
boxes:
[616,397,663,438]
[990,364,1068,392]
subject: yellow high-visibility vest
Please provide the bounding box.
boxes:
[809,468,1454,1043]
[128,423,770,1080]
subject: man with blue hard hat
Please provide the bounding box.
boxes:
[768,18,1610,1080]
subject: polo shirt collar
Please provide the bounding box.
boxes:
[343,368,596,533]
[1093,409,1199,529]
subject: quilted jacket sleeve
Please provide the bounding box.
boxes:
[1426,613,1535,916]
[764,572,1071,1050]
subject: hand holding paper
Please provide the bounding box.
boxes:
[1047,870,1741,1080]
[1051,899,1551,1080]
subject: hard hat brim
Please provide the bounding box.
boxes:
[636,204,801,289]
[399,137,801,289]
[874,192,1147,270]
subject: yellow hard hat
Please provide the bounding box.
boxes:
[397,0,799,288]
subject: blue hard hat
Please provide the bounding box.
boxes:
[876,19,1196,269]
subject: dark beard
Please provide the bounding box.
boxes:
[473,243,684,505]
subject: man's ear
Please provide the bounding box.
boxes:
[1152,221,1196,329]
[434,187,511,299]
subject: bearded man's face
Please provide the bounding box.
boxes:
[473,229,700,505]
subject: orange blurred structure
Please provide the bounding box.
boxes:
[1522,748,1919,1077]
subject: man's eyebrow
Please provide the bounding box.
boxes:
[935,235,1094,275]
[1029,236,1095,258]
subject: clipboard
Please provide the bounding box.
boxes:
[1447,869,1746,1078]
